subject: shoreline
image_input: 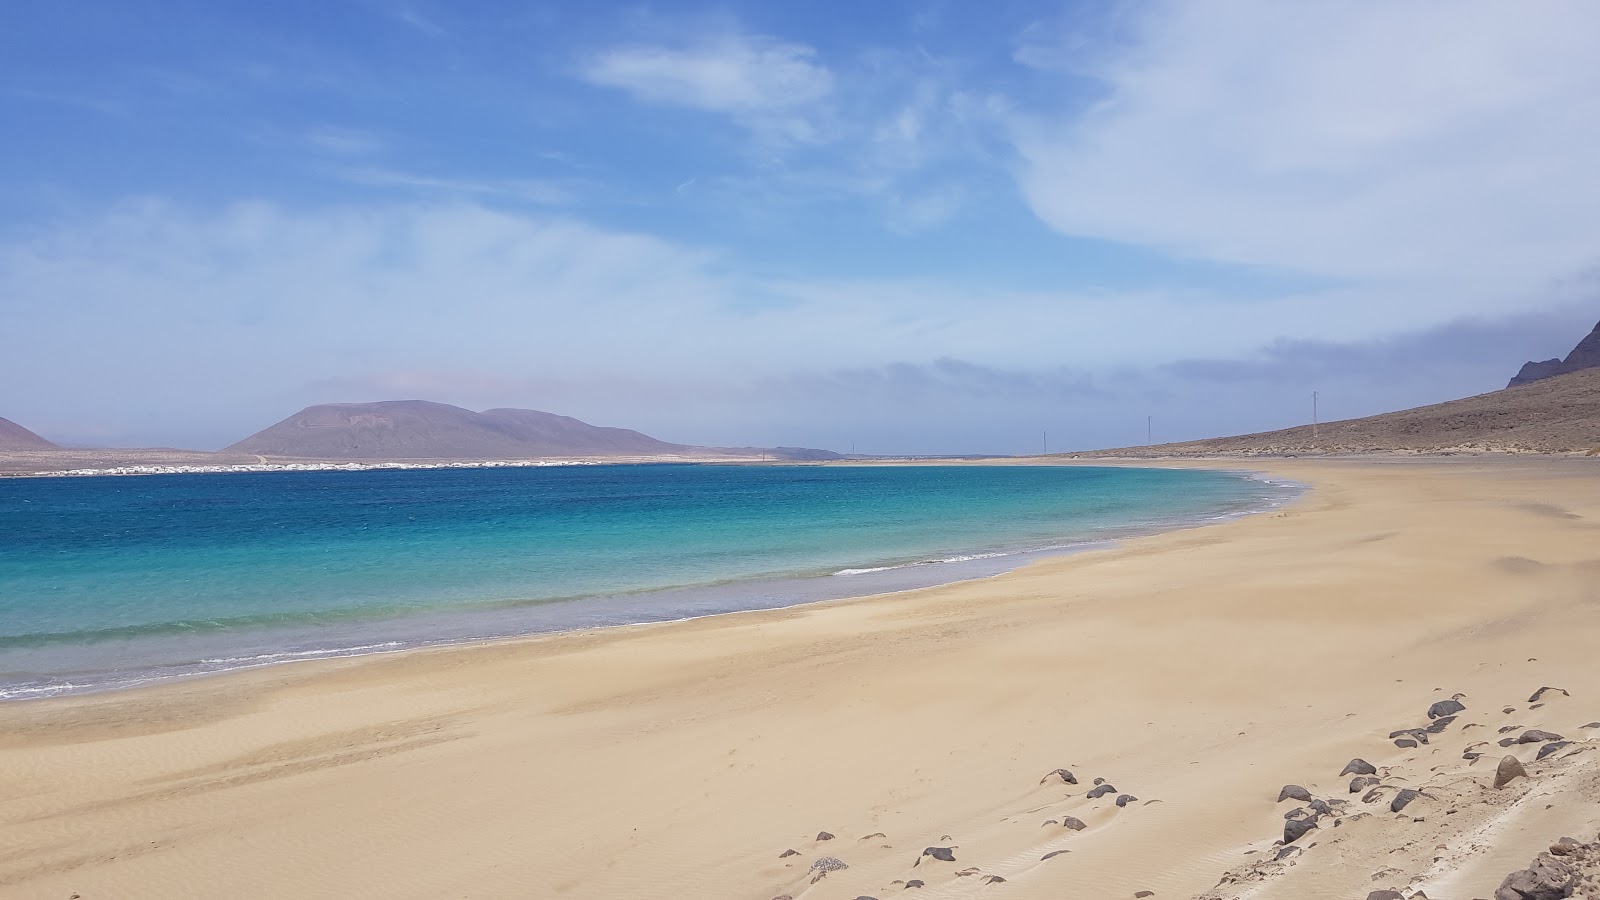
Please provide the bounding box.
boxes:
[3,456,1599,898]
[0,464,1300,702]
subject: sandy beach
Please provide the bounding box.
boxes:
[2,457,1599,899]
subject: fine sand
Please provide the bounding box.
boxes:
[2,457,1599,899]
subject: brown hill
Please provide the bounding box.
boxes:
[225,400,840,461]
[225,401,691,459]
[1075,367,1600,457]
[0,417,58,451]
[1508,319,1600,387]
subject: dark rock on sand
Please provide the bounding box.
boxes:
[1504,706,1517,714]
[1425,716,1457,734]
[1582,722,1600,729]
[920,847,956,863]
[1549,837,1582,856]
[1536,741,1571,760]
[981,875,1007,884]
[1518,729,1564,744]
[1041,850,1071,861]
[1367,892,1404,900]
[1277,784,1313,803]
[905,880,924,889]
[1429,699,1467,719]
[1527,687,1569,703]
[816,832,835,841]
[1041,768,1078,785]
[1464,752,1483,761]
[779,849,800,858]
[1501,725,1523,733]
[1494,854,1578,899]
[1135,893,1155,898]
[1093,777,1105,785]
[1275,845,1303,860]
[810,856,848,872]
[1494,755,1528,789]
[1395,738,1419,748]
[1284,817,1318,844]
[1116,794,1138,807]
[1499,738,1520,747]
[1390,728,1429,744]
[1061,816,1087,831]
[1351,775,1381,793]
[1390,788,1421,813]
[1088,784,1118,799]
[1341,759,1378,776]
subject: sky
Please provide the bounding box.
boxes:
[2,0,1599,454]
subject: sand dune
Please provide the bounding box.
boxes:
[1,458,1598,898]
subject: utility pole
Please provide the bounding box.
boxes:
[1146,415,1153,446]
[1313,391,1320,440]
[1043,430,1048,455]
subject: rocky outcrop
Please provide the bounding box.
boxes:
[1509,320,1600,388]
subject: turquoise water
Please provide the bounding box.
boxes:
[0,464,1297,698]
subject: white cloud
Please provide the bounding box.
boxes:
[580,34,833,142]
[1013,0,1600,303]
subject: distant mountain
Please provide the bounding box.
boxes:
[0,417,58,451]
[225,400,840,461]
[1076,367,1600,456]
[1509,319,1600,387]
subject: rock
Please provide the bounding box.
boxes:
[1536,741,1571,760]
[1285,807,1313,821]
[921,847,956,862]
[1549,837,1582,856]
[859,832,886,840]
[1494,854,1578,899]
[1501,725,1523,733]
[1528,687,1569,703]
[905,880,924,889]
[1275,845,1303,860]
[1088,784,1117,799]
[1425,716,1457,734]
[1341,759,1378,776]
[1284,816,1318,844]
[1367,892,1404,900]
[1495,755,1528,789]
[816,831,835,841]
[1505,707,1517,714]
[1116,794,1138,807]
[1390,788,1421,813]
[1395,738,1419,748]
[1277,784,1313,803]
[1041,819,1058,827]
[1041,850,1071,861]
[1309,799,1335,816]
[1061,816,1087,831]
[1429,699,1467,719]
[779,848,800,858]
[810,856,848,872]
[1500,737,1520,747]
[772,896,794,900]
[1093,777,1105,785]
[1363,787,1388,803]
[1389,728,1430,744]
[1464,752,1483,761]
[1518,730,1564,744]
[1135,893,1156,899]
[981,875,1006,884]
[1582,722,1600,729]
[1040,768,1078,785]
[1351,776,1381,793]
[854,896,878,900]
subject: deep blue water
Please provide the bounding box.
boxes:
[0,464,1297,698]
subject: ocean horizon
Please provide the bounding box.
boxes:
[0,463,1298,699]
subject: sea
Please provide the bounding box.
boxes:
[0,463,1299,699]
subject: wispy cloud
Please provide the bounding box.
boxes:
[580,33,834,143]
[1012,0,1600,300]
[334,166,576,205]
[305,126,385,156]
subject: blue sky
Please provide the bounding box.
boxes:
[3,1,1599,453]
